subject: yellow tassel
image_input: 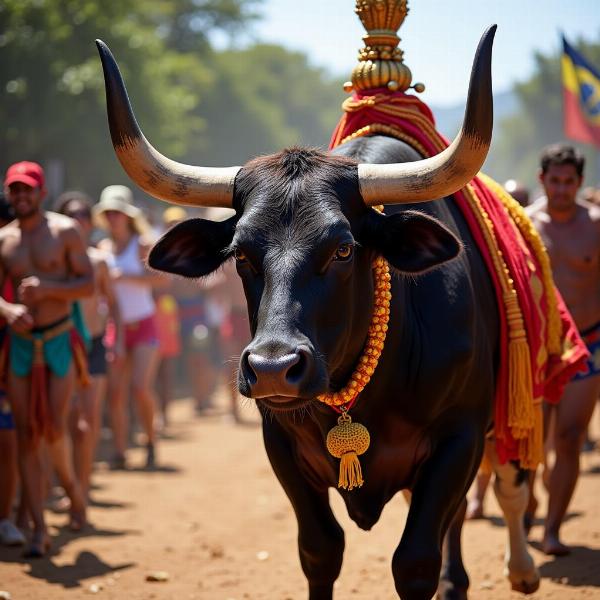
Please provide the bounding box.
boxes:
[326,411,370,491]
[518,401,544,470]
[338,451,364,490]
[507,336,534,439]
[505,292,534,441]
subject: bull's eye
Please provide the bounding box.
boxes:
[234,248,247,262]
[334,243,354,261]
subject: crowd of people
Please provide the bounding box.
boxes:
[0,142,598,562]
[0,162,249,557]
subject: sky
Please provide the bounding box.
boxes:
[240,0,600,107]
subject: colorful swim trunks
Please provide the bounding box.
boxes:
[573,320,600,381]
[0,314,89,440]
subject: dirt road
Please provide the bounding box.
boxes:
[1,397,599,599]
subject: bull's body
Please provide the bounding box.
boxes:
[274,137,498,496]
[96,26,540,599]
[239,138,498,599]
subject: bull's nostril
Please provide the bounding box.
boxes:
[242,351,257,385]
[286,352,305,384]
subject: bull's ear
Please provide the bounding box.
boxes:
[362,210,462,274]
[148,217,236,278]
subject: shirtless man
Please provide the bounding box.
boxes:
[57,191,123,500]
[527,144,600,555]
[0,162,93,557]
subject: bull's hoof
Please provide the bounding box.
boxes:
[506,566,540,595]
[510,577,540,595]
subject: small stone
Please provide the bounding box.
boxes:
[209,544,224,559]
[0,592,12,600]
[256,550,269,561]
[146,571,170,582]
[88,583,102,594]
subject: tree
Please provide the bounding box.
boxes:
[0,0,258,200]
[187,44,345,166]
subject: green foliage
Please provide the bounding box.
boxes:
[486,37,600,189]
[189,44,345,166]
[0,0,345,206]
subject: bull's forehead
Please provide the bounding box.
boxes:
[234,200,352,261]
[232,147,366,257]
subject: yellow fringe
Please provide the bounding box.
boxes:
[334,121,548,469]
[338,452,364,491]
[478,174,562,355]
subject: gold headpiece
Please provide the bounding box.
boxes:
[344,0,425,94]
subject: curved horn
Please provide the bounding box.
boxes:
[95,40,239,208]
[358,25,496,205]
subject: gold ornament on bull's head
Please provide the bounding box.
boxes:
[344,0,425,94]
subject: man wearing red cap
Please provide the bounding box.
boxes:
[0,161,94,557]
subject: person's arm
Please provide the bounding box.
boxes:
[0,235,34,332]
[18,224,94,303]
[98,257,125,359]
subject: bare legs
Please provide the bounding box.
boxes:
[465,464,492,520]
[71,374,106,499]
[188,351,219,413]
[130,343,159,449]
[9,365,86,555]
[157,356,175,427]
[543,375,600,555]
[0,428,18,520]
[107,356,131,463]
[107,343,159,467]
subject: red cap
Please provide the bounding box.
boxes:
[4,161,45,190]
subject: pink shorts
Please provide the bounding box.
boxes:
[124,315,158,351]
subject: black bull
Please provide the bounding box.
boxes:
[97,26,539,600]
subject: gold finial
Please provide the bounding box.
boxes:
[344,0,425,94]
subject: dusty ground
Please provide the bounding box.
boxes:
[1,396,600,600]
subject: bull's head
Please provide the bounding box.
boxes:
[96,27,495,410]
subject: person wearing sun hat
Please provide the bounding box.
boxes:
[94,185,162,470]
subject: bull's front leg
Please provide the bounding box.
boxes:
[393,424,482,600]
[262,418,344,600]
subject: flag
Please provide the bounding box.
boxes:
[561,35,600,148]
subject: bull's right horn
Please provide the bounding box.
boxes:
[96,40,239,208]
[358,25,496,205]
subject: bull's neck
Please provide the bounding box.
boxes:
[316,256,392,412]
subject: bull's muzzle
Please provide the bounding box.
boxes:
[241,345,314,400]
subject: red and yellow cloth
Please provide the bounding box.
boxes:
[330,89,589,468]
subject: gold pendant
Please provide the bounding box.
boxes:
[326,410,370,490]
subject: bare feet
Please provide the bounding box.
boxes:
[23,531,51,558]
[69,508,87,532]
[145,443,156,470]
[465,498,484,520]
[542,532,571,556]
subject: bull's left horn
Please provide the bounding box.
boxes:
[96,40,239,208]
[358,25,496,205]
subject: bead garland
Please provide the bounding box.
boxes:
[317,254,391,409]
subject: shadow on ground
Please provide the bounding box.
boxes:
[23,550,132,588]
[535,545,600,588]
